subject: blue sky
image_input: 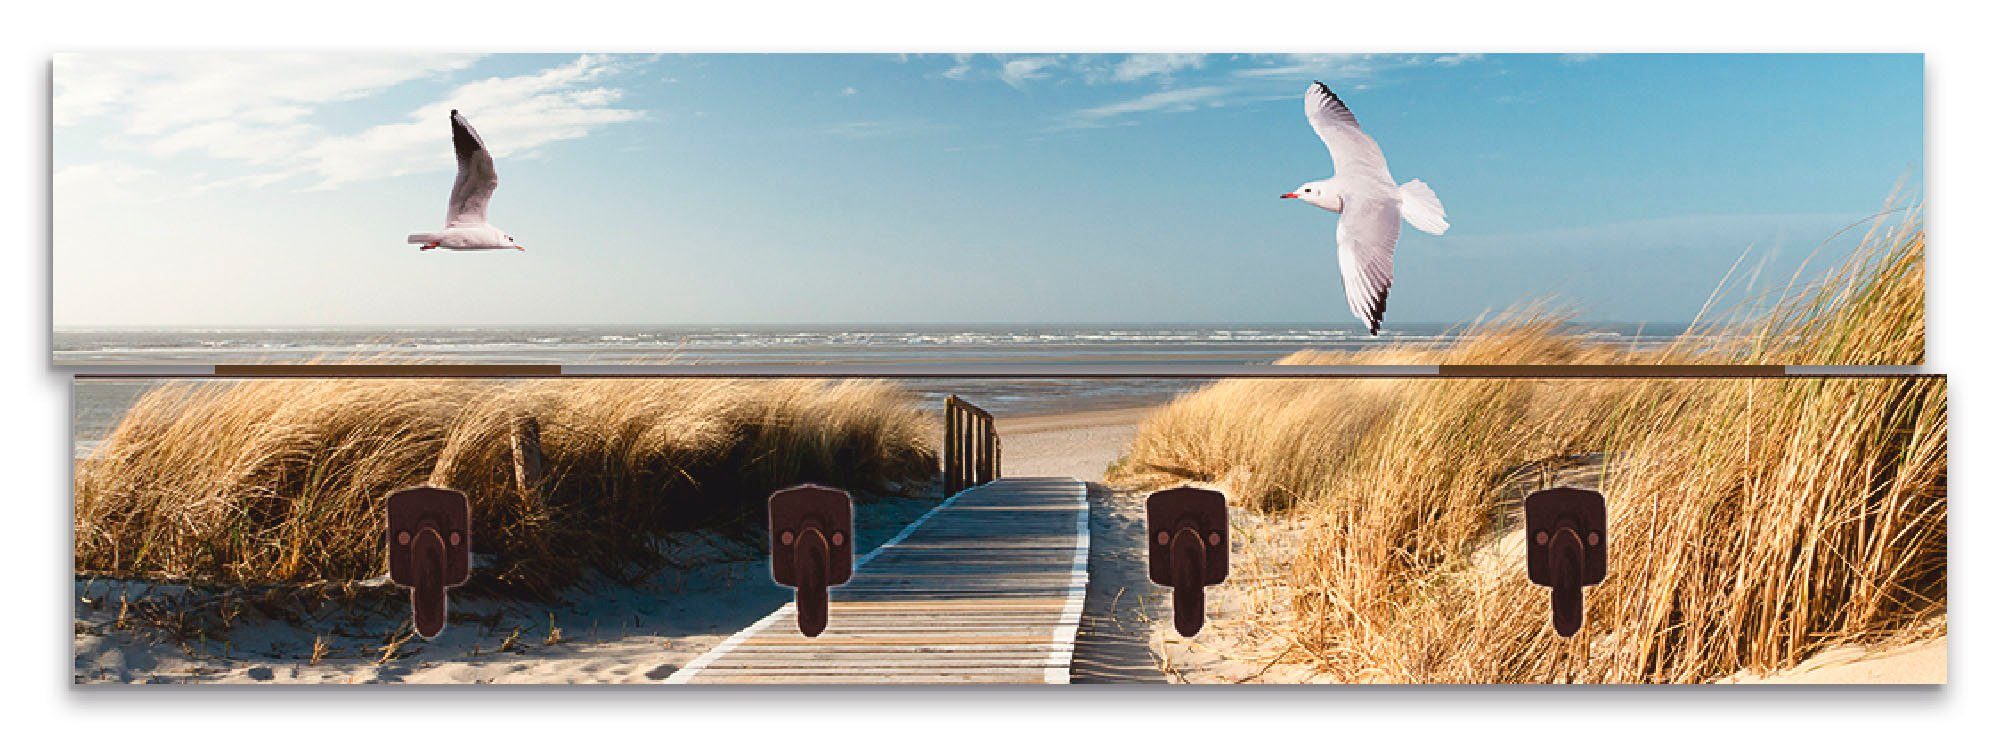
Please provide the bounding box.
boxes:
[52,53,1922,328]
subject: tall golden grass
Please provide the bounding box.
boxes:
[1110,224,1941,682]
[75,379,935,596]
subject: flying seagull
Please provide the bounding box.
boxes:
[1281,82,1447,335]
[407,110,523,252]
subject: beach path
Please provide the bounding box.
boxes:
[667,476,1090,684]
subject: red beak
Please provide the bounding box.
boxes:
[1279,193,1299,199]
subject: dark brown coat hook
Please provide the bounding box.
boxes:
[1146,487,1229,637]
[769,484,854,637]
[385,486,472,639]
[1524,486,1607,637]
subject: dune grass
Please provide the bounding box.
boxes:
[75,379,936,596]
[1109,224,1941,682]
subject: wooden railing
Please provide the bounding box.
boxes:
[942,395,1000,492]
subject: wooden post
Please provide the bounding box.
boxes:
[962,402,972,490]
[983,425,997,483]
[962,409,975,489]
[510,415,544,493]
[963,403,973,490]
[943,396,960,492]
[970,413,984,485]
[977,414,993,483]
[964,400,972,492]
[974,414,986,484]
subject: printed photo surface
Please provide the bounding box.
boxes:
[52,53,1924,367]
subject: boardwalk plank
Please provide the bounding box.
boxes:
[668,477,1088,685]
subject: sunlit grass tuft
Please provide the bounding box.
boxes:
[75,378,936,596]
[1111,222,1940,682]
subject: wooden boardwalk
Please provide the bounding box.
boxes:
[668,477,1090,684]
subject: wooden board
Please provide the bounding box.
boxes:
[668,477,1089,684]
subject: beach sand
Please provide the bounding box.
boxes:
[994,407,1148,481]
[1722,636,1945,685]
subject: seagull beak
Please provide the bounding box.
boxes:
[1279,193,1299,199]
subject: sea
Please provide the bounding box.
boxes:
[64,323,1689,453]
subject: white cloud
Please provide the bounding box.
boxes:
[57,53,479,134]
[941,54,974,80]
[302,55,645,189]
[1234,53,1472,81]
[1560,53,1603,65]
[934,54,1072,87]
[53,56,149,127]
[841,86,859,96]
[1053,51,1479,131]
[54,53,643,192]
[55,160,302,202]
[999,57,1061,89]
[1234,53,1372,79]
[53,161,158,194]
[1111,54,1206,82]
[1062,86,1229,128]
[939,54,1208,88]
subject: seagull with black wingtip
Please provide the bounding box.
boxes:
[406,109,524,252]
[1281,81,1449,335]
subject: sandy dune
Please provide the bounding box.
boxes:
[1723,636,1945,684]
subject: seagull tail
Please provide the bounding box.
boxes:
[1398,179,1450,235]
[407,233,442,244]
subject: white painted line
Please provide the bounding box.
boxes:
[855,484,974,568]
[1043,481,1091,685]
[666,482,980,684]
[663,604,791,684]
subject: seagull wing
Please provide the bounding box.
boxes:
[1335,198,1401,335]
[447,110,498,226]
[1303,81,1394,189]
